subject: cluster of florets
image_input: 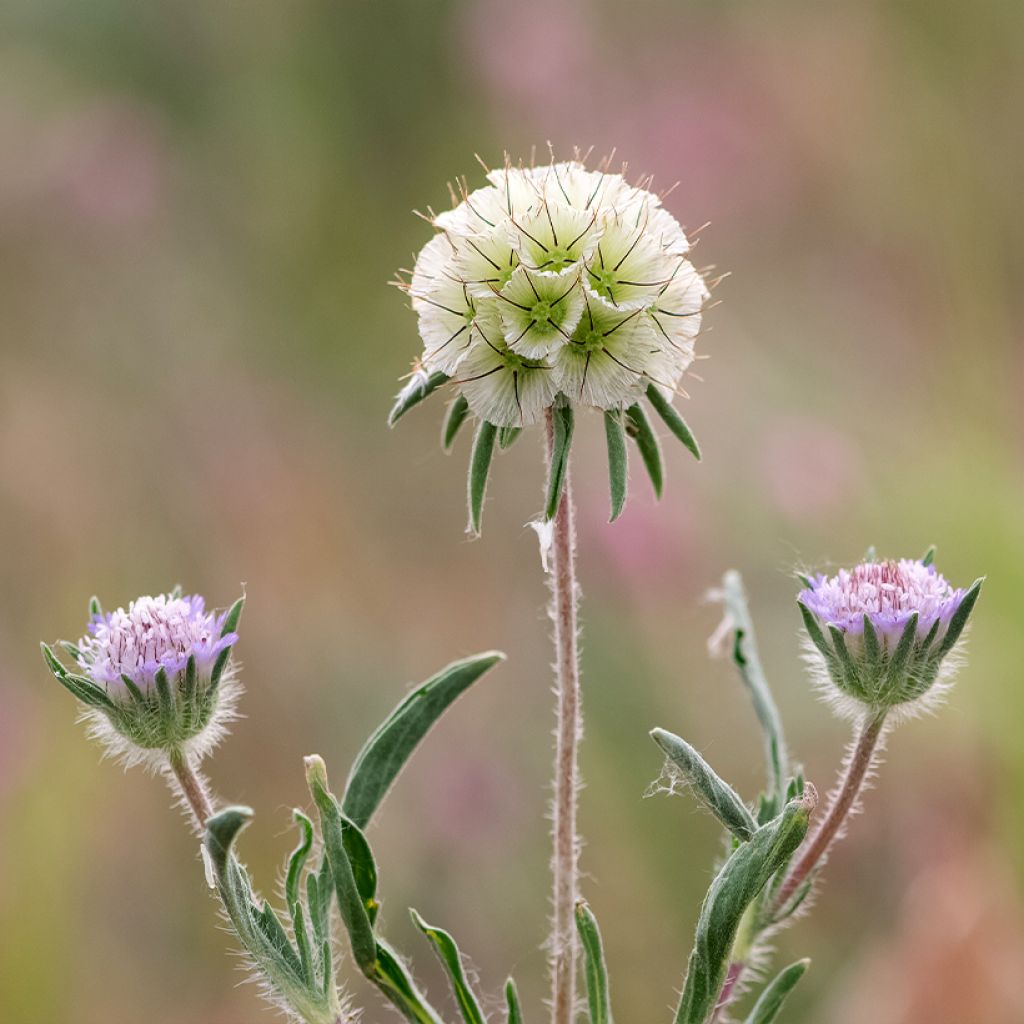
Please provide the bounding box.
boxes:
[42,590,243,766]
[397,154,709,428]
[798,557,981,718]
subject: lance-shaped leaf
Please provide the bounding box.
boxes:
[204,807,341,1024]
[719,571,788,806]
[306,757,377,975]
[390,370,449,426]
[374,940,446,1024]
[504,978,524,1024]
[545,403,575,521]
[921,544,937,567]
[604,409,628,522]
[40,643,115,710]
[211,594,245,688]
[442,394,471,450]
[498,425,522,450]
[342,651,505,829]
[646,385,700,461]
[575,901,613,1024]
[674,795,814,1024]
[742,959,810,1024]
[650,729,757,842]
[936,577,983,657]
[624,403,663,498]
[411,909,487,1024]
[467,420,498,536]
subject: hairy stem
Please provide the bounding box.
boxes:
[772,710,887,913]
[546,409,582,1024]
[167,748,215,833]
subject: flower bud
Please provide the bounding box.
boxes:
[797,558,981,718]
[42,591,244,766]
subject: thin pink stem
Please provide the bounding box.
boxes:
[546,408,581,1024]
[772,710,887,914]
[168,749,215,834]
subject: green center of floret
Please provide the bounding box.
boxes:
[530,300,553,324]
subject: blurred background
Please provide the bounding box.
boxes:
[2,1,1023,1021]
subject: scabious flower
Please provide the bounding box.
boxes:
[797,557,982,718]
[42,590,244,767]
[390,152,712,528]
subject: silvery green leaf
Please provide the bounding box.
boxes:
[718,571,788,805]
[498,425,522,450]
[624,403,663,498]
[674,796,813,1024]
[40,644,115,710]
[88,595,102,618]
[390,370,448,426]
[467,420,498,536]
[306,757,377,975]
[742,959,810,1024]
[342,651,505,829]
[650,728,757,842]
[545,403,574,521]
[921,544,936,567]
[286,811,315,913]
[374,939,445,1024]
[443,394,471,451]
[603,409,628,522]
[505,978,524,1024]
[645,385,700,461]
[411,909,487,1024]
[936,577,983,656]
[575,901,613,1024]
[211,595,245,687]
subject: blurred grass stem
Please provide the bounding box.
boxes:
[545,408,581,1024]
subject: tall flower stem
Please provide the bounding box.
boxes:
[168,748,215,834]
[772,709,887,913]
[545,409,582,1024]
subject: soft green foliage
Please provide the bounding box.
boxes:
[467,420,498,536]
[741,960,810,1024]
[411,909,488,1024]
[545,403,575,521]
[624,403,664,498]
[342,651,505,829]
[645,385,701,461]
[390,371,449,427]
[504,978,524,1024]
[442,395,472,450]
[575,901,613,1024]
[650,728,758,842]
[603,409,628,522]
[673,797,813,1024]
[204,807,343,1024]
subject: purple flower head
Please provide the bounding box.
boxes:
[79,593,238,692]
[798,557,982,716]
[42,589,244,765]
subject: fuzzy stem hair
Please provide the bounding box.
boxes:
[545,407,582,1024]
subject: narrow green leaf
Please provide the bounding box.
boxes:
[341,815,379,926]
[342,651,505,829]
[40,644,115,710]
[306,757,377,975]
[498,425,522,450]
[59,640,82,662]
[211,594,245,687]
[650,729,757,842]
[154,667,176,733]
[646,385,700,460]
[467,420,498,536]
[604,409,628,522]
[291,900,315,985]
[624,404,663,498]
[88,595,103,618]
[674,796,814,1024]
[390,370,449,427]
[883,613,919,691]
[827,626,863,696]
[796,602,837,673]
[442,395,471,451]
[719,571,788,804]
[373,940,445,1024]
[505,978,523,1024]
[545,403,575,521]
[575,901,613,1024]
[119,673,147,708]
[742,959,810,1024]
[861,615,882,680]
[286,811,315,912]
[411,909,487,1024]
[937,578,983,656]
[921,545,936,567]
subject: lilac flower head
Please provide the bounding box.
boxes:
[797,556,982,717]
[79,593,238,691]
[42,590,245,766]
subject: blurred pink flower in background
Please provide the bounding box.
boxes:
[757,416,863,524]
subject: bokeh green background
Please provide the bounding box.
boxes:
[2,1,1023,1022]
